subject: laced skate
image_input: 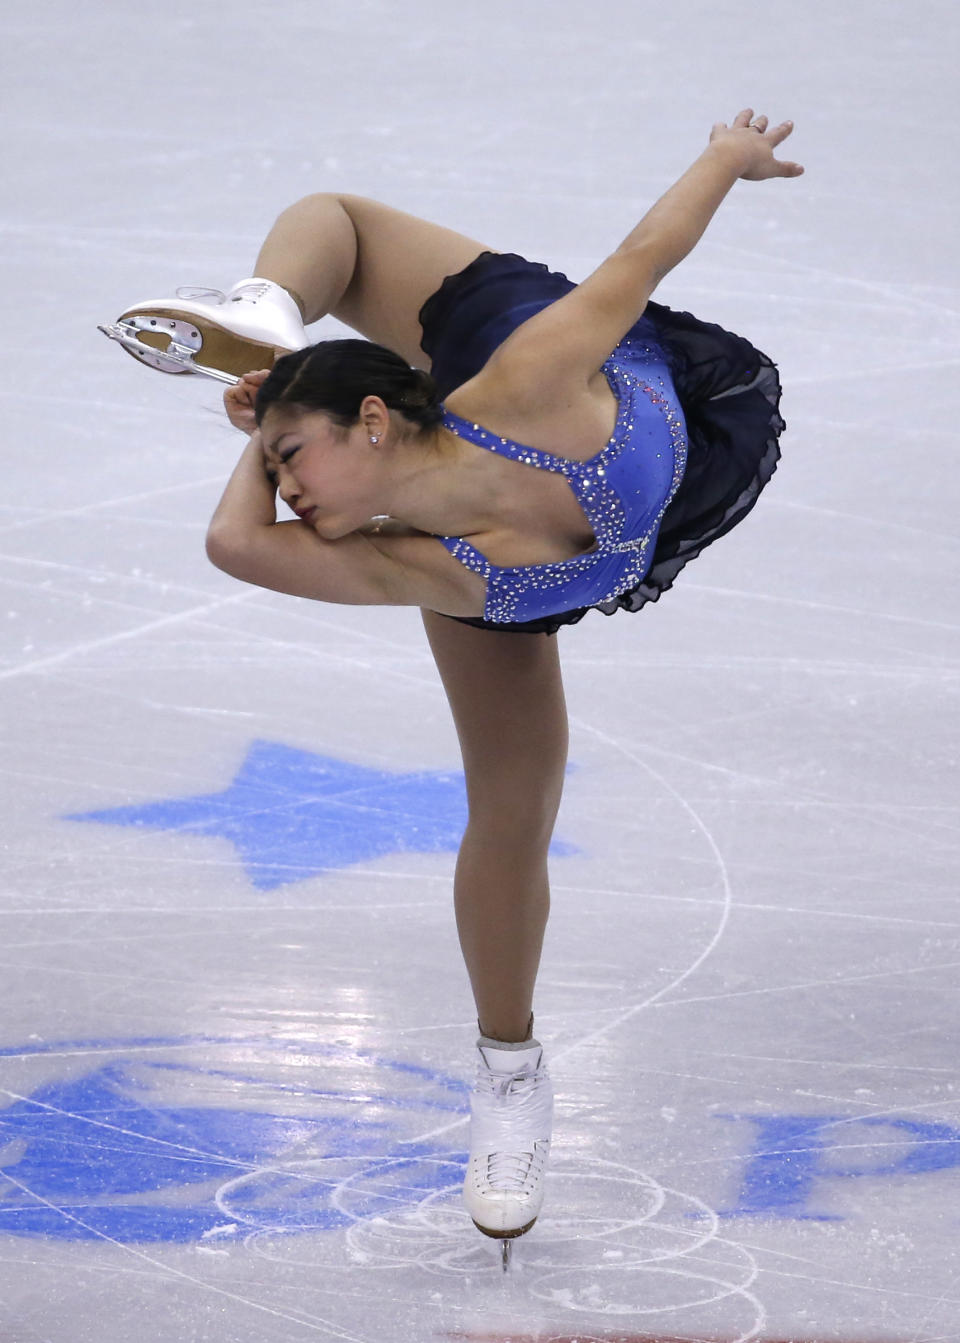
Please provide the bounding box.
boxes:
[97,278,309,384]
[463,1035,553,1261]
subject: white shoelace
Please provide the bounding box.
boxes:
[173,282,271,305]
[489,1071,537,1099]
[175,286,225,301]
[483,1145,548,1193]
[471,1066,551,1193]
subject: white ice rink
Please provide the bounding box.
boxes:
[3,1,959,1339]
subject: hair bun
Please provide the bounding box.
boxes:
[402,368,442,426]
[407,367,438,404]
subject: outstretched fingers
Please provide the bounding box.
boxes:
[767,120,803,176]
[726,109,804,178]
[765,119,795,147]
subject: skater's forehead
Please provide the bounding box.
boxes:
[262,430,297,460]
[261,406,329,457]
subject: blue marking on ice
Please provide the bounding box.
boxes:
[0,1035,469,1242]
[65,739,577,889]
[717,1112,960,1219]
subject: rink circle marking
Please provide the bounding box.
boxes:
[529,1258,761,1318]
[309,1151,765,1337]
[554,717,738,1066]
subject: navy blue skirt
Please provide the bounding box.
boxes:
[418,252,785,635]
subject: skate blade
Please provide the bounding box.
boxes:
[100,304,292,384]
[98,321,241,385]
[118,305,288,379]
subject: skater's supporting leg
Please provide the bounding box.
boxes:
[422,611,568,1043]
[253,193,493,366]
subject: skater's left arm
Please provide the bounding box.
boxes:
[205,433,484,614]
[482,110,802,398]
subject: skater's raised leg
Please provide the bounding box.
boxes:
[101,192,493,380]
[255,193,492,367]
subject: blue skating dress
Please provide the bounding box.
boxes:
[418,252,785,635]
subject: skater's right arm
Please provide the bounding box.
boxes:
[205,433,486,615]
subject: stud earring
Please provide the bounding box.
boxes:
[369,435,380,445]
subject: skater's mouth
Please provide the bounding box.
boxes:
[294,506,317,524]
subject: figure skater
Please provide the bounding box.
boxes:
[100,109,802,1254]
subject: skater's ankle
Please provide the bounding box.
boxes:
[258,279,308,322]
[477,1013,534,1046]
[284,285,309,322]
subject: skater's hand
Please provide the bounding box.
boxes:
[224,368,271,433]
[709,109,804,180]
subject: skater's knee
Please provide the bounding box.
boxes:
[274,193,358,256]
[466,737,566,832]
[466,783,563,853]
[279,190,347,217]
[288,192,375,237]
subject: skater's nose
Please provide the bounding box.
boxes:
[277,467,301,511]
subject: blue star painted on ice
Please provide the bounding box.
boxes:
[67,740,575,889]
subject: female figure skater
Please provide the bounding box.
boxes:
[101,109,802,1250]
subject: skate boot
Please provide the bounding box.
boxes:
[98,278,309,384]
[463,1034,553,1248]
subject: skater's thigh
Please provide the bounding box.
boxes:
[333,196,493,368]
[422,610,568,838]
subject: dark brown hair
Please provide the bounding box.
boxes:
[255,339,443,431]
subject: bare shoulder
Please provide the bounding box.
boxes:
[444,362,618,463]
[467,245,662,395]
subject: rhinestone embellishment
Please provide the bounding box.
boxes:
[438,340,688,623]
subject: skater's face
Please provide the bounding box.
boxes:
[260,403,388,539]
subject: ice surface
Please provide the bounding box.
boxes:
[2,0,959,1339]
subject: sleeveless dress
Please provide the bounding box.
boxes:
[418,251,786,635]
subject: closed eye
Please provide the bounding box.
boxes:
[280,446,301,463]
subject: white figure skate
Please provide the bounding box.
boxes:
[98,278,309,385]
[463,1034,553,1270]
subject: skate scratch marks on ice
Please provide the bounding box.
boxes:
[0,1164,376,1342]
